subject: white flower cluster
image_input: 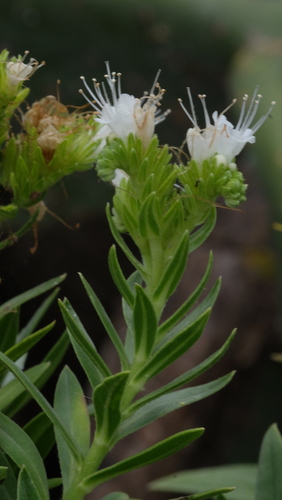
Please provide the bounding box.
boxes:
[79,62,170,151]
[6,50,45,87]
[179,87,276,164]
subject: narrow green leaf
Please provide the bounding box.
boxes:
[129,330,237,412]
[83,429,204,489]
[186,487,235,499]
[17,287,60,342]
[0,274,66,318]
[0,412,49,500]
[138,192,160,237]
[150,464,256,500]
[136,309,211,381]
[47,478,62,489]
[0,363,50,413]
[5,331,70,418]
[158,252,213,336]
[59,298,111,378]
[189,207,216,254]
[79,273,129,371]
[106,204,143,273]
[24,412,54,460]
[0,311,19,352]
[17,466,42,500]
[159,278,221,347]
[118,372,234,439]
[0,448,17,500]
[133,285,157,357]
[54,366,90,493]
[123,272,143,363]
[0,466,8,480]
[108,245,134,308]
[101,493,131,500]
[0,353,83,465]
[93,372,129,441]
[255,424,282,500]
[70,335,104,389]
[0,323,55,378]
[153,231,189,301]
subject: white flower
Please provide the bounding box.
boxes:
[179,87,276,163]
[6,50,45,87]
[79,62,170,148]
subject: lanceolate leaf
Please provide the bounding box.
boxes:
[153,231,189,301]
[93,372,129,441]
[158,252,213,336]
[189,206,216,254]
[59,298,111,379]
[0,413,49,500]
[255,424,282,500]
[0,353,83,465]
[138,192,160,238]
[0,363,50,414]
[54,367,90,493]
[133,285,157,357]
[118,372,234,439]
[128,330,237,412]
[108,245,134,308]
[83,429,204,490]
[135,309,211,382]
[158,278,221,347]
[17,466,42,500]
[17,287,60,342]
[0,311,19,352]
[106,204,143,274]
[24,412,54,460]
[0,448,17,500]
[0,322,55,378]
[78,273,129,371]
[0,274,66,318]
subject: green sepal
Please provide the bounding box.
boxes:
[17,466,42,500]
[0,203,18,220]
[153,230,189,301]
[0,412,49,500]
[101,493,132,500]
[118,372,234,439]
[133,285,157,358]
[108,245,135,308]
[54,366,91,493]
[93,372,129,442]
[59,298,111,379]
[255,423,282,500]
[83,429,204,490]
[78,273,130,371]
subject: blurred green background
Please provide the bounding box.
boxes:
[1,0,282,498]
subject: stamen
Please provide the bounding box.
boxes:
[198,94,211,127]
[235,94,248,131]
[178,98,196,126]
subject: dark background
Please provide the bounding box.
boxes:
[1,1,282,498]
